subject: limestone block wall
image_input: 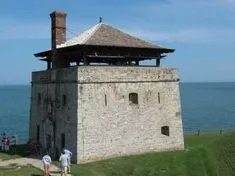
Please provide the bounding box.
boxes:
[30,67,78,161]
[30,66,184,163]
[76,66,184,163]
[77,66,179,83]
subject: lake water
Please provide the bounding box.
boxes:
[0,83,235,143]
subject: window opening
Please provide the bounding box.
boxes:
[62,95,67,106]
[129,93,138,104]
[48,101,53,115]
[105,94,107,106]
[158,92,161,104]
[36,125,40,141]
[61,133,65,149]
[46,134,51,150]
[37,93,41,105]
[161,126,169,136]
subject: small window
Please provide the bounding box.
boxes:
[37,93,41,105]
[105,94,107,106]
[62,95,67,106]
[36,125,40,141]
[158,92,160,104]
[46,134,51,150]
[61,133,65,149]
[161,126,169,136]
[129,93,138,104]
[48,101,53,115]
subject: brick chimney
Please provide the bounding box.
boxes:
[50,11,67,49]
[50,11,67,68]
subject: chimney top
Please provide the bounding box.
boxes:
[50,11,67,18]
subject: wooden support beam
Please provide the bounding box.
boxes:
[84,57,89,66]
[47,61,51,70]
[156,59,160,67]
[156,55,161,67]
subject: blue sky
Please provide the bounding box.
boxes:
[1,0,235,84]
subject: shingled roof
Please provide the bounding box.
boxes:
[35,22,174,58]
[57,23,164,49]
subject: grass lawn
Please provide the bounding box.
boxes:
[0,165,43,176]
[71,133,235,176]
[1,133,235,176]
[0,145,26,160]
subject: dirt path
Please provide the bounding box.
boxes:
[0,157,72,176]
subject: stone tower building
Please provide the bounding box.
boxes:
[29,11,184,163]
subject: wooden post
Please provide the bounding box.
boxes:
[47,61,51,70]
[116,60,121,66]
[84,57,89,66]
[156,55,160,67]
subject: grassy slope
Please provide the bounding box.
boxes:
[0,144,26,160]
[71,133,235,176]
[0,165,43,176]
[1,134,235,176]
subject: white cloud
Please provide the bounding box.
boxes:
[127,27,235,44]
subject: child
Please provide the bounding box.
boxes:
[63,149,72,173]
[42,152,52,176]
[59,150,69,176]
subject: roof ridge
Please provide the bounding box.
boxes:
[57,23,103,48]
[82,23,102,44]
[56,22,167,50]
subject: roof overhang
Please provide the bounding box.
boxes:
[34,44,175,59]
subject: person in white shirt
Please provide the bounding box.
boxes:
[10,136,16,152]
[1,133,6,151]
[42,152,52,176]
[63,149,72,173]
[59,150,69,176]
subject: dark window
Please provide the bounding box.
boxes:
[46,134,51,150]
[62,95,67,106]
[48,101,53,115]
[36,125,40,141]
[53,122,56,146]
[37,93,41,105]
[129,93,138,104]
[105,94,107,106]
[61,133,65,149]
[161,126,169,136]
[158,92,161,104]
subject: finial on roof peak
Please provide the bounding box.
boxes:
[99,17,103,23]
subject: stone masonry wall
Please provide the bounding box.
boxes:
[30,66,184,163]
[30,68,78,161]
[76,66,184,163]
